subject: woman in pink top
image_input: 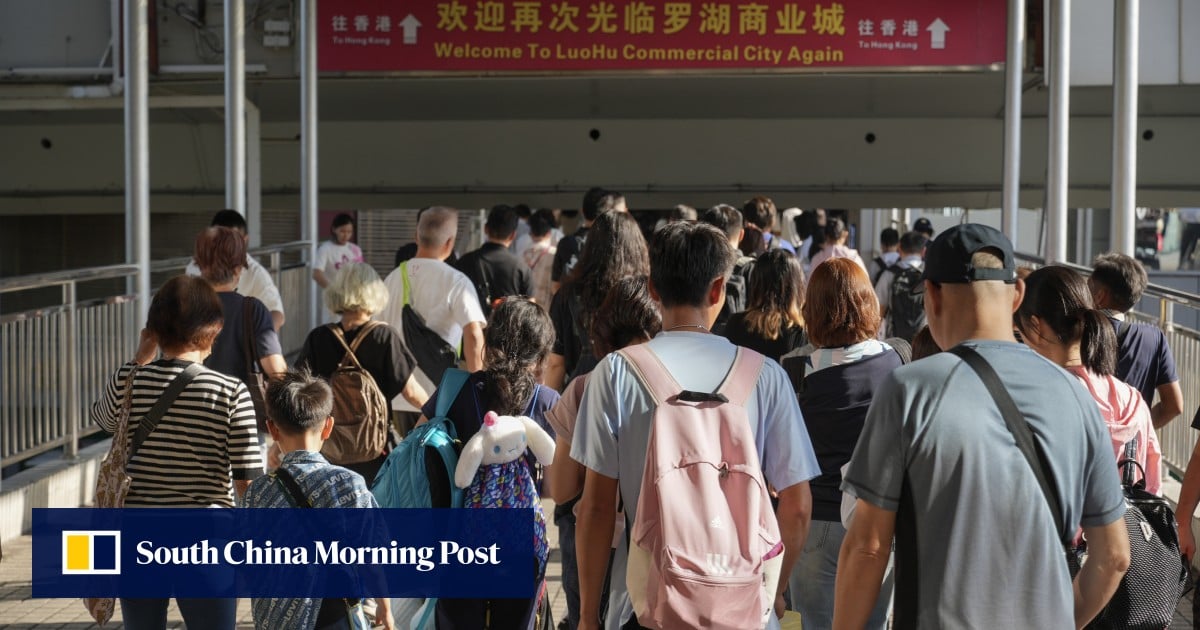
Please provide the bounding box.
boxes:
[1015,265,1161,494]
[807,217,867,273]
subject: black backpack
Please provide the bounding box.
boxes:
[887,264,926,341]
[716,256,757,330]
[871,256,888,285]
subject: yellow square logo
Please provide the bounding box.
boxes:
[61,530,121,575]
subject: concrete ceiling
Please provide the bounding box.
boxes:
[3,73,1199,127]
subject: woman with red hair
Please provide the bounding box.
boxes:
[782,258,901,628]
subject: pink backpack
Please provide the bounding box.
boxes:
[619,344,784,630]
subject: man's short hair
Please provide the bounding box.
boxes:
[669,205,697,223]
[331,213,355,230]
[899,231,928,255]
[1091,252,1148,311]
[417,206,459,249]
[581,187,610,221]
[513,203,533,219]
[266,369,333,435]
[210,209,248,233]
[742,196,777,230]
[194,226,247,285]
[880,228,900,248]
[485,204,520,240]
[700,204,744,240]
[650,222,737,308]
[528,210,553,238]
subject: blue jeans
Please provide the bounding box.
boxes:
[555,505,581,629]
[788,520,893,630]
[120,598,237,630]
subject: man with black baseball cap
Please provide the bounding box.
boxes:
[912,216,935,238]
[834,224,1130,628]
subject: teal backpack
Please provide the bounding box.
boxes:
[371,369,470,509]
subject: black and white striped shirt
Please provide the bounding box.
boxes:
[91,359,263,507]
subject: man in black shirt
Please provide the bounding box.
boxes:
[551,187,626,291]
[455,205,532,319]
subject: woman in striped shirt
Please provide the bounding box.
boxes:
[91,275,262,630]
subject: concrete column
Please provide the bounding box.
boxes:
[1046,0,1071,264]
[1002,0,1026,249]
[225,0,247,216]
[1110,0,1139,256]
[125,0,150,321]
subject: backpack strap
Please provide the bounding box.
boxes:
[129,362,203,461]
[617,343,686,405]
[435,368,471,425]
[242,298,262,379]
[399,261,412,307]
[714,348,764,407]
[618,343,763,407]
[329,321,383,370]
[273,466,314,508]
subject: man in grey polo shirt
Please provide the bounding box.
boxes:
[833,224,1130,629]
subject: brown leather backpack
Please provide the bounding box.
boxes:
[321,321,390,465]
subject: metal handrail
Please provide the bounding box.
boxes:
[1015,252,1200,309]
[1,241,314,474]
[149,240,315,273]
[0,264,140,294]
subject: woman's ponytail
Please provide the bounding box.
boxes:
[1078,308,1118,376]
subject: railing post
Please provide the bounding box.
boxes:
[270,250,282,288]
[1160,296,1174,333]
[63,281,79,460]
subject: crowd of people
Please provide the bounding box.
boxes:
[90,192,1193,630]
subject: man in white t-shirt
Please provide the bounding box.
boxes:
[184,209,285,330]
[313,213,364,322]
[378,206,487,410]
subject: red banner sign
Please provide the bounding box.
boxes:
[318,0,1005,73]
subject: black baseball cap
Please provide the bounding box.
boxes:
[921,223,1017,284]
[913,217,934,235]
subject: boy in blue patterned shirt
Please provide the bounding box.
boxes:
[244,370,394,630]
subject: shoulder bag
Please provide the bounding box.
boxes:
[85,362,202,624]
[398,261,458,386]
[272,467,372,630]
[949,345,1187,629]
[242,298,270,432]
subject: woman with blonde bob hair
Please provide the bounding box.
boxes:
[781,258,901,628]
[296,262,428,483]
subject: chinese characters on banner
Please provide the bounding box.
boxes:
[319,0,1005,73]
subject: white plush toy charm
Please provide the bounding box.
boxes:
[454,411,556,489]
[455,411,557,580]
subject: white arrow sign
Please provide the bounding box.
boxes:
[926,18,949,49]
[400,14,422,45]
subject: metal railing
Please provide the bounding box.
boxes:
[1017,255,1200,478]
[0,241,312,471]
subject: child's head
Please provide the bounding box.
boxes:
[266,369,334,440]
[484,298,554,415]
